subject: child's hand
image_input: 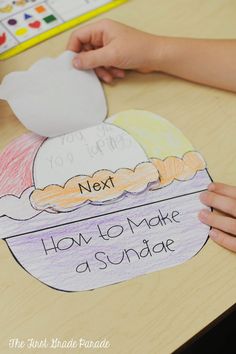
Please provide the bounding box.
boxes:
[199,183,236,252]
[67,19,236,91]
[67,19,161,83]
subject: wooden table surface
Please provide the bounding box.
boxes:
[0,1,236,353]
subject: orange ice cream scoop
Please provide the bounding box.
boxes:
[30,162,160,213]
[151,151,206,188]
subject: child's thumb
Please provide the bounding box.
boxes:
[73,48,110,70]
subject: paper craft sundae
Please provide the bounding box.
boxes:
[0,53,212,292]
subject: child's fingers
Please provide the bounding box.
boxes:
[198,209,236,235]
[209,228,236,252]
[73,47,113,70]
[107,67,126,79]
[208,182,236,199]
[94,67,113,83]
[67,30,82,52]
[67,21,105,52]
[94,67,125,83]
[200,191,236,217]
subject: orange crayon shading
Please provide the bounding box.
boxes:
[151,151,206,188]
[30,162,160,213]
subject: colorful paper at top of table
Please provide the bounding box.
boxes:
[0,0,127,60]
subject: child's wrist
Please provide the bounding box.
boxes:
[147,35,167,72]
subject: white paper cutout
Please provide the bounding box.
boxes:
[0,187,40,220]
[0,51,107,137]
[33,123,149,189]
[0,110,211,292]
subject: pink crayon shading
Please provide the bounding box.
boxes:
[0,133,45,197]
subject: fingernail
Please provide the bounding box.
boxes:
[73,58,80,69]
[209,229,218,240]
[117,71,125,78]
[199,209,210,221]
[208,183,215,192]
[103,76,112,83]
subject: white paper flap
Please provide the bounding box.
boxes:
[0,51,107,137]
